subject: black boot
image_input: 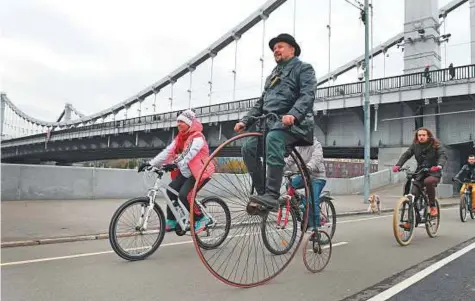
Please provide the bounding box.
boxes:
[249,171,265,195]
[249,165,283,210]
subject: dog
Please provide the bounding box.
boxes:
[367,194,381,214]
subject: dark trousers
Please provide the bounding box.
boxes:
[242,130,300,194]
[166,173,196,221]
[412,176,440,207]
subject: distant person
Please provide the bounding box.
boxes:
[453,154,475,211]
[392,128,447,220]
[448,63,455,80]
[423,65,431,83]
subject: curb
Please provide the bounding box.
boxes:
[1,202,459,248]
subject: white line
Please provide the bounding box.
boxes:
[1,238,349,267]
[0,240,193,267]
[1,208,455,267]
[367,242,475,301]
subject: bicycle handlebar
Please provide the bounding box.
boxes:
[453,178,475,184]
[284,171,301,178]
[247,112,280,122]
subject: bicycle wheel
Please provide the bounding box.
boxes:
[426,199,440,238]
[190,132,310,288]
[459,195,468,222]
[109,197,166,261]
[261,200,298,255]
[319,198,336,239]
[196,196,231,250]
[392,197,415,246]
[302,230,332,273]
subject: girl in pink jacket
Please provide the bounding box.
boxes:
[139,110,215,233]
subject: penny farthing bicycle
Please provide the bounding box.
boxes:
[189,113,311,288]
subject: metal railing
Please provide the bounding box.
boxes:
[316,64,475,99]
[2,64,474,145]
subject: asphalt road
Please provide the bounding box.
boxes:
[2,206,474,301]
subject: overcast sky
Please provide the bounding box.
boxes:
[0,0,471,130]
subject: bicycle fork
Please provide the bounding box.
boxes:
[136,191,157,231]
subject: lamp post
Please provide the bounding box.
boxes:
[363,0,371,204]
[345,0,371,203]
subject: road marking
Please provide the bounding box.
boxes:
[367,242,475,301]
[1,207,455,267]
[1,238,349,267]
[0,240,192,267]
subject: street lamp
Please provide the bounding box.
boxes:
[345,0,371,203]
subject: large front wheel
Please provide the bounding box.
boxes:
[190,132,310,288]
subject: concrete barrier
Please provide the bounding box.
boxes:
[1,163,455,200]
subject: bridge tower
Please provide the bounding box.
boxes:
[403,0,441,73]
[64,103,72,122]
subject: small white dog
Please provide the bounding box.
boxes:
[367,194,381,214]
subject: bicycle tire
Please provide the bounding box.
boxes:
[189,131,310,288]
[460,195,468,222]
[302,230,332,273]
[425,199,440,238]
[319,198,337,240]
[196,196,231,250]
[261,202,298,255]
[109,197,166,261]
[393,196,415,246]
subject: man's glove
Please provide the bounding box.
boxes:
[392,165,400,173]
[430,166,442,173]
[162,163,178,172]
[138,162,152,172]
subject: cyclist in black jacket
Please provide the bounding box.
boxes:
[453,154,475,210]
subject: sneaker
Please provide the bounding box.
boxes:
[194,216,211,234]
[165,220,177,232]
[399,222,411,230]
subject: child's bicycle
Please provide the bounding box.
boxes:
[278,170,334,273]
[258,170,334,272]
[108,166,231,261]
[453,178,475,222]
[392,167,441,247]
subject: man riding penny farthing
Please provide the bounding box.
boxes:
[191,33,319,287]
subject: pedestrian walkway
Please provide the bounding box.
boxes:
[1,184,459,245]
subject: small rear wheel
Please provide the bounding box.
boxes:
[302,230,332,273]
[392,197,415,247]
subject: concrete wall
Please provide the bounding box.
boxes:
[1,163,455,201]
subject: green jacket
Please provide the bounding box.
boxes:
[240,57,316,146]
[396,142,448,178]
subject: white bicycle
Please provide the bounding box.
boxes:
[109,166,231,261]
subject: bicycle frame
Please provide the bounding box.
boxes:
[140,168,212,232]
[458,179,475,212]
[400,167,431,224]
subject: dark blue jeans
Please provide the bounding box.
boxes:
[291,175,327,228]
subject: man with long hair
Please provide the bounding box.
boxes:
[392,128,448,218]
